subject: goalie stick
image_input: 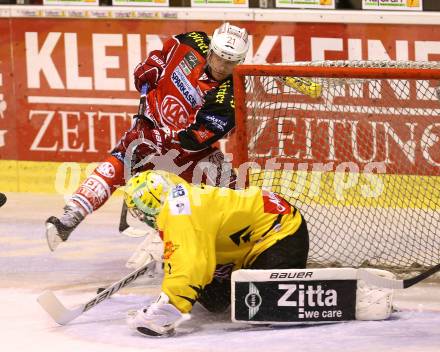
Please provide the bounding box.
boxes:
[38,262,439,326]
[357,262,440,289]
[0,192,6,208]
[37,259,156,325]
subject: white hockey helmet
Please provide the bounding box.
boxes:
[209,22,250,63]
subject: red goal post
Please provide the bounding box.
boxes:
[231,60,440,273]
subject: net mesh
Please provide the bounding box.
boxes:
[241,60,440,273]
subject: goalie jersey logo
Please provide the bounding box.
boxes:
[262,191,291,215]
[169,184,191,215]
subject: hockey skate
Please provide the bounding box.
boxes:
[45,205,85,251]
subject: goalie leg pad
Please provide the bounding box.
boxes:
[355,268,394,321]
[231,268,394,324]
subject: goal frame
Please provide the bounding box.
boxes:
[232,64,440,168]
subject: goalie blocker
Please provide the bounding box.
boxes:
[231,268,394,324]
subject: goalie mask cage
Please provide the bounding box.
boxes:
[232,60,440,274]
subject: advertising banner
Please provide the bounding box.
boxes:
[43,0,99,6]
[276,0,335,9]
[362,0,422,11]
[0,18,439,170]
[0,19,17,161]
[112,0,169,7]
[191,0,248,7]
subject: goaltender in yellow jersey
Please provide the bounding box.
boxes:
[124,170,309,337]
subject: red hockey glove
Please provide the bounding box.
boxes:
[133,51,166,92]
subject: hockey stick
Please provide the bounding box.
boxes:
[37,259,156,325]
[358,263,440,289]
[280,77,322,98]
[118,201,148,237]
[118,83,150,238]
[0,192,6,207]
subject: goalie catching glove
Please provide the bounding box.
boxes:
[127,292,191,337]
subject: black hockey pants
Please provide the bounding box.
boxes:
[197,217,309,313]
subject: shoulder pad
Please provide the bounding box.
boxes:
[176,32,210,57]
[204,79,234,109]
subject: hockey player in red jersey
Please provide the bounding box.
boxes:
[45,23,250,251]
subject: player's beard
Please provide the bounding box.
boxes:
[208,65,229,81]
[206,52,233,81]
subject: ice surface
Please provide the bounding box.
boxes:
[1,193,439,352]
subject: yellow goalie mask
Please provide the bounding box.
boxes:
[124,171,171,230]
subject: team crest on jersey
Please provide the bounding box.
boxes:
[262,191,291,214]
[163,241,179,260]
[160,95,188,128]
[96,162,115,178]
[184,52,199,69]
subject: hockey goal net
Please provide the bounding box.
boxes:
[232,60,440,274]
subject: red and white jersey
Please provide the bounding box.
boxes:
[134,32,235,152]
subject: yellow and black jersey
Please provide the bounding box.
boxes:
[156,174,303,313]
